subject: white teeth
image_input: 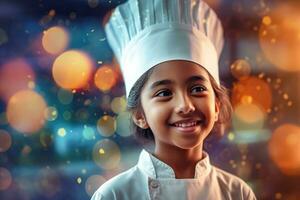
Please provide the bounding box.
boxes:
[174,121,198,127]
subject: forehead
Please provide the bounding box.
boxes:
[148,60,211,83]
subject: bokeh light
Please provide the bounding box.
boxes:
[233,103,266,130]
[92,139,121,170]
[0,167,12,190]
[231,76,272,112]
[57,88,74,105]
[57,128,67,137]
[0,28,8,45]
[6,90,47,134]
[268,124,300,176]
[85,175,106,197]
[116,111,132,137]
[21,145,32,155]
[63,111,72,120]
[0,58,35,102]
[40,130,53,148]
[83,125,95,140]
[94,65,117,92]
[77,177,82,184]
[42,26,69,54]
[111,96,127,114]
[44,106,58,121]
[259,3,300,71]
[0,130,12,152]
[88,0,99,8]
[52,50,94,89]
[75,108,90,122]
[36,168,61,198]
[97,115,116,137]
[230,129,271,144]
[230,59,251,80]
[100,95,112,110]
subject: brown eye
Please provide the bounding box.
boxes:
[190,85,206,94]
[155,90,172,97]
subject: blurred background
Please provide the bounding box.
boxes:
[0,0,300,199]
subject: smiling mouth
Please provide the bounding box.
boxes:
[170,120,202,127]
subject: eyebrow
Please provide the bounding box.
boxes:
[149,75,207,90]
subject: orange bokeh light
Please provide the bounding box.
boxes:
[0,58,35,102]
[230,59,251,80]
[231,76,272,112]
[42,26,69,55]
[268,124,300,176]
[259,3,300,71]
[0,130,12,152]
[234,103,265,125]
[94,65,117,92]
[6,90,47,134]
[52,50,94,89]
[0,167,12,190]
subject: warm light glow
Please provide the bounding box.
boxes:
[52,50,93,89]
[268,124,300,176]
[42,26,69,54]
[230,59,251,80]
[111,96,127,114]
[231,76,272,112]
[0,58,35,102]
[94,65,117,92]
[6,90,47,134]
[0,130,12,152]
[259,3,300,71]
[85,175,106,197]
[0,167,12,190]
[234,103,265,125]
[77,177,82,184]
[97,115,116,137]
[58,128,67,137]
[92,139,121,170]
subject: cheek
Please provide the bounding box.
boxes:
[145,104,171,126]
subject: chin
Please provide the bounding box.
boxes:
[174,141,203,150]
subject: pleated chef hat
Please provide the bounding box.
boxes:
[105,0,224,98]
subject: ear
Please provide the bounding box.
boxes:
[214,101,220,122]
[132,110,149,129]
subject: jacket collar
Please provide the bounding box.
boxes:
[137,149,212,179]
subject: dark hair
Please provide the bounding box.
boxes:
[127,66,232,144]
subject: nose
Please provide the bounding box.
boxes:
[175,93,195,114]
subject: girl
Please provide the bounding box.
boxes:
[92,0,257,199]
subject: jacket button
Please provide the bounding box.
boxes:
[150,181,159,189]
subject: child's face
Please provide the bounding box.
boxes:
[134,60,219,151]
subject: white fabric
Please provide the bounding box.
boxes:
[91,149,257,200]
[105,0,224,97]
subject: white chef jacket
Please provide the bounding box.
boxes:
[91,149,257,200]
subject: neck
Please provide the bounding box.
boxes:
[153,144,203,179]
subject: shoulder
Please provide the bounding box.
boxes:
[211,166,257,199]
[91,166,143,200]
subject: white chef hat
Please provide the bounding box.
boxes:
[105,0,224,98]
